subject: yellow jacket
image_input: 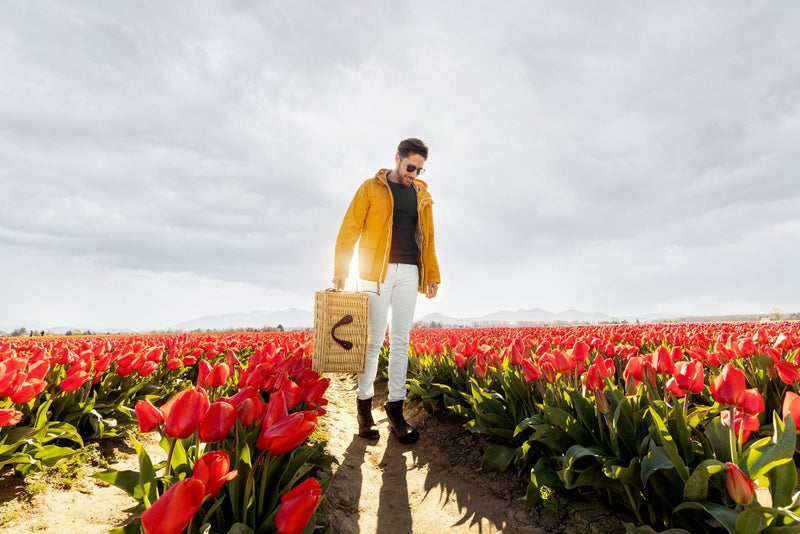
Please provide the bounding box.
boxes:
[334,169,440,293]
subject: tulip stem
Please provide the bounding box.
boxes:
[683,394,689,421]
[623,483,645,525]
[257,454,272,518]
[243,447,269,522]
[165,438,177,478]
[728,406,738,464]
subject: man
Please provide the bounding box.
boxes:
[332,138,440,444]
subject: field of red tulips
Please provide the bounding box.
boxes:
[405,321,800,533]
[1,332,332,534]
[2,321,800,534]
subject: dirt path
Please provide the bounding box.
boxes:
[319,374,626,534]
[0,375,628,534]
[0,431,166,533]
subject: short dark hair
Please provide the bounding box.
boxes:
[397,138,428,160]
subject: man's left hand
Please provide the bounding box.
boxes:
[426,282,438,299]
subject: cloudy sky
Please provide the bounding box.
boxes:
[1,1,799,331]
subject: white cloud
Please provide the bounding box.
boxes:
[1,1,799,330]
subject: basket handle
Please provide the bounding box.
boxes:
[331,314,354,350]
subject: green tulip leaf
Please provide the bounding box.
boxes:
[226,524,255,534]
[109,517,142,534]
[762,508,800,533]
[602,457,640,486]
[674,501,737,534]
[742,414,795,482]
[640,445,673,487]
[561,462,625,495]
[611,397,637,456]
[91,469,143,500]
[766,450,798,508]
[564,389,598,436]
[32,444,76,466]
[542,406,591,443]
[531,457,564,492]
[704,416,734,463]
[481,443,516,473]
[39,421,83,446]
[671,404,692,463]
[737,507,775,533]
[647,406,689,481]
[622,523,692,534]
[130,433,157,506]
[564,444,607,466]
[683,459,726,501]
[1,426,41,446]
[0,452,35,469]
[34,399,54,428]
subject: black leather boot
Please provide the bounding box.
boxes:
[384,400,419,444]
[357,397,379,439]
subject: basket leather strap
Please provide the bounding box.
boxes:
[331,315,354,350]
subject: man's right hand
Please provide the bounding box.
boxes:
[331,275,346,290]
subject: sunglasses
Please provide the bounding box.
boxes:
[404,163,426,176]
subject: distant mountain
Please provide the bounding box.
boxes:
[168,308,314,331]
[419,307,619,326]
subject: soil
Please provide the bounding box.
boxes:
[0,375,630,534]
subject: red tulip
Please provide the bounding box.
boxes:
[141,478,205,534]
[263,391,288,428]
[782,391,800,434]
[775,361,800,385]
[207,362,232,388]
[508,338,525,365]
[300,378,329,410]
[551,350,572,373]
[665,377,685,398]
[721,409,760,443]
[138,360,159,377]
[623,356,655,386]
[673,361,704,394]
[229,385,259,406]
[276,478,322,534]
[10,380,38,404]
[738,388,765,416]
[198,400,237,443]
[197,359,212,387]
[570,340,590,363]
[236,396,265,426]
[724,462,754,506]
[257,410,317,456]
[59,370,91,393]
[164,387,209,439]
[135,399,164,433]
[227,348,240,367]
[26,360,51,381]
[0,408,23,427]
[710,365,746,407]
[0,370,26,397]
[540,361,556,383]
[191,451,238,499]
[583,364,605,392]
[453,352,466,369]
[280,377,302,410]
[652,346,674,375]
[520,359,541,382]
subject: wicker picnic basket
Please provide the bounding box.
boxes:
[312,289,369,373]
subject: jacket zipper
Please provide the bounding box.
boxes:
[377,173,394,295]
[416,193,431,290]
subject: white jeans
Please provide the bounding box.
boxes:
[357,263,419,402]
